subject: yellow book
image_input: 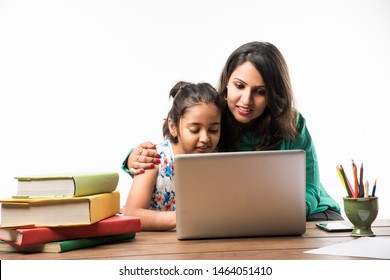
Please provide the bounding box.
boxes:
[0,191,120,227]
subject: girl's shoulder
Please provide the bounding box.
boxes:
[155,140,175,187]
[156,140,174,160]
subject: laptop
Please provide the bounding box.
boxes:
[174,150,306,240]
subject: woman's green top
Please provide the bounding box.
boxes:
[240,113,340,217]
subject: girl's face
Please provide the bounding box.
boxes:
[170,103,221,154]
[226,61,267,125]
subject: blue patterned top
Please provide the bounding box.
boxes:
[149,140,176,211]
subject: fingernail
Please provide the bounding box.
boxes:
[156,159,161,164]
[150,163,155,168]
[140,169,145,174]
[155,153,161,159]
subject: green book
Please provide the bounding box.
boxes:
[0,233,135,253]
[13,172,119,197]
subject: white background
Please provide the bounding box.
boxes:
[0,0,389,220]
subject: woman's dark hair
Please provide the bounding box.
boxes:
[162,81,223,143]
[217,41,299,151]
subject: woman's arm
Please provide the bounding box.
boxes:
[124,166,176,231]
[281,113,321,216]
[288,113,334,216]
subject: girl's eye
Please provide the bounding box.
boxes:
[189,129,199,134]
[208,125,220,134]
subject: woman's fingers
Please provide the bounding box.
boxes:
[128,142,159,175]
[133,145,160,163]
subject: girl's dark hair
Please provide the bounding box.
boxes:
[162,81,223,143]
[217,41,299,151]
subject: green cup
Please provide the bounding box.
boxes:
[343,196,378,237]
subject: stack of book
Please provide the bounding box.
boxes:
[0,172,141,253]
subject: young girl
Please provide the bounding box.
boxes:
[123,42,343,222]
[124,81,223,230]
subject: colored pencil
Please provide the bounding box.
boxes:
[336,166,349,196]
[352,160,359,198]
[364,181,369,198]
[338,165,355,197]
[371,179,377,197]
[359,163,364,197]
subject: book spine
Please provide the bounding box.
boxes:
[12,216,141,245]
[57,233,135,252]
[0,233,136,253]
[73,172,119,196]
[89,191,120,224]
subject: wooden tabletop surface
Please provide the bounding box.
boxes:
[1,220,389,260]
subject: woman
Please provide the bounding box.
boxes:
[123,41,342,221]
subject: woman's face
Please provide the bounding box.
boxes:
[226,61,267,125]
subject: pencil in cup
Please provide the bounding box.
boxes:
[336,164,377,198]
[336,165,355,198]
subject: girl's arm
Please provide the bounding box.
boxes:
[124,166,176,231]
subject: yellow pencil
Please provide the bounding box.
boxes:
[338,165,354,197]
[336,166,348,195]
[341,165,355,197]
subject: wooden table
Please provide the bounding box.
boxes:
[1,220,389,260]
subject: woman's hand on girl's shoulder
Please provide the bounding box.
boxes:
[128,141,160,175]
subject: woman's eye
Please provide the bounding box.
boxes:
[234,83,244,89]
[254,88,266,95]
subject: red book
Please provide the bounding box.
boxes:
[0,215,141,246]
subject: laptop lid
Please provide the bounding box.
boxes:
[174,150,306,240]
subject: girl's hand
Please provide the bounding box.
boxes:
[128,142,160,175]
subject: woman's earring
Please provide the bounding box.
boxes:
[225,85,228,100]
